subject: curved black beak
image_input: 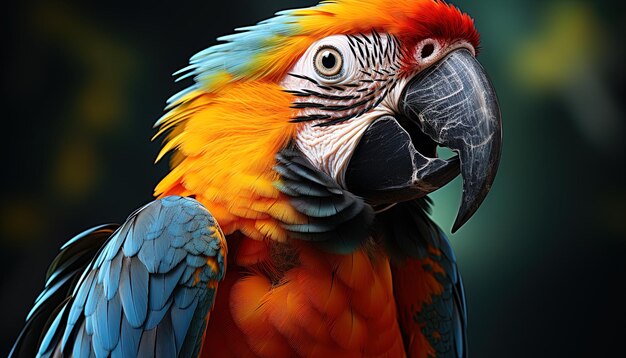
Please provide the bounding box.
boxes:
[401,49,502,231]
[345,49,502,232]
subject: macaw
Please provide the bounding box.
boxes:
[10,0,502,357]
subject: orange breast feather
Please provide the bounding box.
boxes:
[202,239,406,357]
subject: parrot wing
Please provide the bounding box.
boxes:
[12,195,226,358]
[379,199,467,358]
[10,224,119,358]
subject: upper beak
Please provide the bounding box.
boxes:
[345,49,502,232]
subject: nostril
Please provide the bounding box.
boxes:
[420,43,435,59]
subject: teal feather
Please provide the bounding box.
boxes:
[161,9,306,112]
[275,148,375,253]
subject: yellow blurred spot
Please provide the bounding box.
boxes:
[0,199,46,245]
[53,140,100,200]
[513,2,604,90]
[32,1,137,132]
[596,190,626,238]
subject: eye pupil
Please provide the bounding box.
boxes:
[420,43,435,59]
[314,46,343,79]
[321,52,336,69]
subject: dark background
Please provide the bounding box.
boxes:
[1,0,624,357]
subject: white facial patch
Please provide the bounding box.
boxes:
[281,32,405,187]
[295,107,394,187]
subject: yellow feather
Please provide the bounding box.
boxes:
[154,82,302,241]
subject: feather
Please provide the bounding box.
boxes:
[384,199,468,358]
[91,329,109,358]
[16,196,226,357]
[122,220,143,257]
[105,253,123,300]
[174,286,198,310]
[274,147,374,253]
[118,257,149,328]
[37,305,67,357]
[93,293,122,351]
[72,323,91,358]
[111,317,142,358]
[145,298,173,330]
[155,316,177,357]
[170,299,199,353]
[149,263,186,311]
[84,281,103,317]
[137,327,157,358]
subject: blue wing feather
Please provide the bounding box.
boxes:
[145,298,173,330]
[171,299,198,350]
[72,323,90,358]
[111,316,142,357]
[12,196,226,358]
[155,316,178,357]
[105,253,123,300]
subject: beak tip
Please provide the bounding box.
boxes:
[450,173,498,234]
[451,222,461,234]
[451,211,468,234]
[399,49,502,234]
[451,211,471,233]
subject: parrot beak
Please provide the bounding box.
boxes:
[345,49,502,232]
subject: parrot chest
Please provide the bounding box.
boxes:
[202,238,406,357]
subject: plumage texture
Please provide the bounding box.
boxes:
[162,0,479,104]
[377,200,467,358]
[151,1,475,355]
[155,83,302,242]
[14,1,482,357]
[15,196,227,358]
[203,239,408,357]
[154,0,479,244]
[10,225,118,358]
[190,149,466,357]
[274,148,374,253]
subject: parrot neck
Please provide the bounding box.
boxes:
[154,83,303,242]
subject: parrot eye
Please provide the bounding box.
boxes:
[314,46,344,79]
[414,39,446,68]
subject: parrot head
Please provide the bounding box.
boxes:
[155,0,501,243]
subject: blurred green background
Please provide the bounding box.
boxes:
[1,0,624,356]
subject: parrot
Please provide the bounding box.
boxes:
[10,0,502,357]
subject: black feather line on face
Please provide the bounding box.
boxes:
[354,44,366,68]
[317,85,334,91]
[359,33,372,44]
[350,34,365,45]
[362,42,372,68]
[288,31,404,126]
[372,28,382,47]
[288,73,320,85]
[290,114,331,123]
[288,88,359,101]
[303,89,358,100]
[284,89,312,97]
[384,34,393,62]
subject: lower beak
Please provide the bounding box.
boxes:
[345,49,502,232]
